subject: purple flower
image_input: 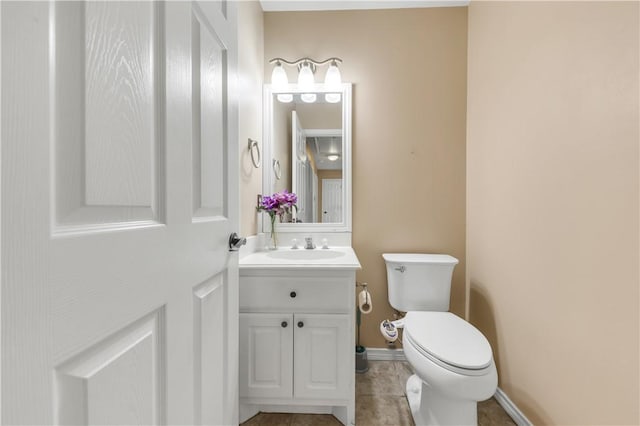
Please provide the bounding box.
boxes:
[256,190,298,220]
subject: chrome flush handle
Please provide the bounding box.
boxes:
[395,266,406,273]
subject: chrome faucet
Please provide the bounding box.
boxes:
[304,237,316,249]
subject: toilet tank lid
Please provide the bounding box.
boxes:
[382,253,459,265]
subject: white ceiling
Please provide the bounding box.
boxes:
[260,0,469,12]
[308,136,342,171]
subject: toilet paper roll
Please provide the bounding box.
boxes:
[358,289,372,314]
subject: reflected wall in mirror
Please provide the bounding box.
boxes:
[263,84,352,233]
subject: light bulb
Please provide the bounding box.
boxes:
[324,62,342,89]
[300,93,317,103]
[324,61,341,103]
[271,62,288,90]
[277,94,293,103]
[298,63,315,91]
[325,93,341,103]
[327,154,340,161]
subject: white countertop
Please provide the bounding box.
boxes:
[239,246,361,270]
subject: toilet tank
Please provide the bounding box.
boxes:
[382,253,459,312]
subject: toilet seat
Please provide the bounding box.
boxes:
[404,312,493,376]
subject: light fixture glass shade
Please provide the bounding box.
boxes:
[324,62,341,103]
[325,63,342,88]
[325,93,341,103]
[300,93,317,103]
[277,94,293,103]
[298,63,315,90]
[327,154,340,161]
[271,63,288,90]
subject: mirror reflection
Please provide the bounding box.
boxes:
[270,94,343,223]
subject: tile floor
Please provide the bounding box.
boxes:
[241,361,516,426]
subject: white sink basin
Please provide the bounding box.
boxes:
[239,246,361,270]
[266,249,346,260]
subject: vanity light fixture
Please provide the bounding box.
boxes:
[269,57,343,103]
[327,154,340,162]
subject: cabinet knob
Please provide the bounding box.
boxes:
[281,321,288,328]
[290,291,297,298]
[297,321,304,328]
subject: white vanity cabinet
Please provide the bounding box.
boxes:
[238,268,357,426]
[240,313,350,399]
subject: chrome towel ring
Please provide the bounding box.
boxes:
[248,138,261,168]
[273,159,282,180]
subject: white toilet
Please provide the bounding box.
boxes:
[383,253,498,426]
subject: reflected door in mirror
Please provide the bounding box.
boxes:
[322,179,342,223]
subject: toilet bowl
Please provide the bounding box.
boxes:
[382,253,498,425]
[402,312,497,425]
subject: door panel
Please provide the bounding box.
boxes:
[53,1,165,231]
[239,313,293,399]
[55,310,165,425]
[294,314,350,400]
[83,1,157,208]
[191,4,226,220]
[193,275,225,426]
[1,1,238,424]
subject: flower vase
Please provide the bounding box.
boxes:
[269,215,278,250]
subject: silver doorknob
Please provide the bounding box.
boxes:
[228,233,246,251]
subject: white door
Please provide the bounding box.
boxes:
[293,314,350,400]
[322,179,343,223]
[291,111,308,222]
[239,313,293,399]
[1,2,238,425]
[312,172,319,223]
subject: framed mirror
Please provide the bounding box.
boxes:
[262,83,352,233]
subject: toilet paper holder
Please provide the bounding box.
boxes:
[356,282,372,314]
[355,282,371,373]
[356,281,369,298]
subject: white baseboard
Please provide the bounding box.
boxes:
[494,387,532,426]
[363,348,531,426]
[365,347,406,361]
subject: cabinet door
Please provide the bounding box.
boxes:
[239,313,293,399]
[294,314,351,400]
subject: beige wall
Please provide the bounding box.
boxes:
[295,103,342,129]
[467,2,639,424]
[238,1,264,236]
[265,8,468,348]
